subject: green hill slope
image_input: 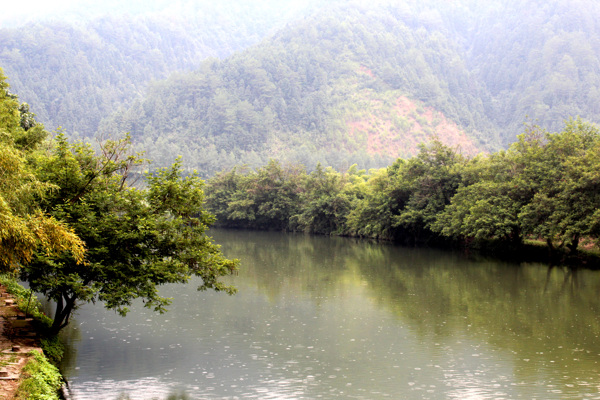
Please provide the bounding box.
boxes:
[99,3,496,174]
[0,0,318,137]
[4,0,600,175]
[100,0,600,174]
[462,0,600,141]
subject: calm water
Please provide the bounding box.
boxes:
[59,229,600,399]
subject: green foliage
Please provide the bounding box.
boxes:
[342,140,467,243]
[345,167,398,240]
[39,336,64,366]
[206,160,306,230]
[206,140,466,243]
[432,152,528,244]
[290,164,354,235]
[20,133,238,334]
[15,351,62,400]
[433,118,600,254]
[0,0,317,138]
[0,70,85,271]
[516,119,600,251]
[206,119,600,260]
[389,139,467,242]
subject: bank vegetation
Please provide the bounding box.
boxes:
[205,118,600,266]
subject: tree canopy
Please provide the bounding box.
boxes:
[205,118,600,262]
[0,68,84,270]
[20,134,238,333]
[0,69,237,333]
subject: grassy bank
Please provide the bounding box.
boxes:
[0,274,64,400]
[14,350,62,400]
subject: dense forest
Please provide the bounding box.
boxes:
[3,1,600,174]
[0,0,318,138]
[98,2,496,173]
[2,1,600,259]
[204,118,600,263]
[99,0,600,174]
[99,3,492,173]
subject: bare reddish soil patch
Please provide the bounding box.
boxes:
[347,94,481,158]
[359,65,376,78]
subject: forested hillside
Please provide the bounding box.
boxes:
[462,0,600,138]
[99,2,497,174]
[2,0,600,175]
[0,0,318,137]
[99,0,600,174]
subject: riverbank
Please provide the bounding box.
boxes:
[0,284,43,398]
[0,281,63,399]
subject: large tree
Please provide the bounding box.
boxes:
[431,150,529,245]
[21,134,237,333]
[517,119,600,253]
[0,68,84,270]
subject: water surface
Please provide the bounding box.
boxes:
[60,229,600,399]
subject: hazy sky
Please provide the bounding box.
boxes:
[4,0,76,15]
[1,0,77,26]
[0,0,171,27]
[0,0,315,28]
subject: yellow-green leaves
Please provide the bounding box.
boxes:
[0,79,85,270]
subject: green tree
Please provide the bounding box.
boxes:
[434,119,600,253]
[20,134,237,333]
[204,165,249,227]
[209,160,305,230]
[390,139,466,243]
[432,151,528,245]
[346,167,400,240]
[290,164,351,235]
[517,119,600,252]
[0,69,84,270]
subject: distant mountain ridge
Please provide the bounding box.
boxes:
[96,2,498,173]
[2,0,600,174]
[0,0,319,137]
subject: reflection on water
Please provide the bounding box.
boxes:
[116,393,190,400]
[60,229,600,399]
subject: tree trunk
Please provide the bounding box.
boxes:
[546,238,556,262]
[51,294,76,334]
[567,233,580,253]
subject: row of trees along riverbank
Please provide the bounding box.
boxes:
[205,118,600,266]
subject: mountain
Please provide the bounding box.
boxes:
[461,0,600,139]
[0,0,319,137]
[98,2,498,174]
[98,0,600,174]
[3,0,600,175]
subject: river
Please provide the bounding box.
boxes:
[58,229,600,399]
